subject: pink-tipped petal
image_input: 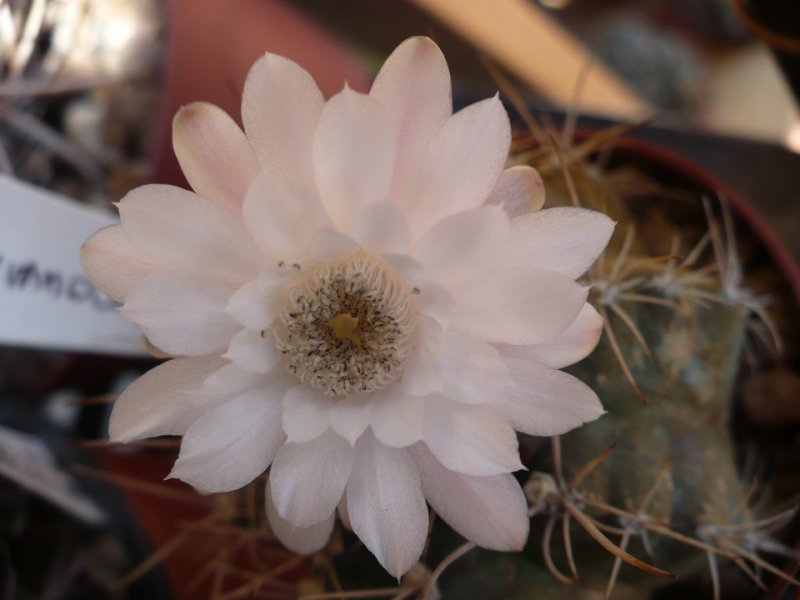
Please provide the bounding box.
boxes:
[451,268,588,345]
[109,356,228,442]
[507,207,615,278]
[423,397,523,476]
[80,225,160,302]
[411,444,529,550]
[266,480,334,554]
[347,433,428,577]
[270,430,354,528]
[313,87,395,229]
[485,165,545,216]
[242,53,324,184]
[172,102,259,209]
[121,274,240,356]
[412,205,510,287]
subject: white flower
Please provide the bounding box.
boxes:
[81,37,613,576]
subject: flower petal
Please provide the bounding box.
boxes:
[401,96,511,233]
[226,267,294,330]
[370,386,424,448]
[270,430,354,528]
[440,332,509,405]
[224,328,280,374]
[309,227,360,259]
[346,433,428,577]
[282,386,331,444]
[313,87,395,229]
[266,480,334,554]
[242,53,324,184]
[370,36,451,199]
[493,359,604,436]
[168,385,285,493]
[350,202,411,255]
[242,167,327,261]
[172,102,259,209]
[485,165,545,216]
[506,207,615,278]
[414,280,456,329]
[451,268,588,345]
[412,205,509,287]
[331,395,373,446]
[411,444,529,550]
[423,397,523,476]
[401,316,443,397]
[118,184,263,284]
[497,303,603,369]
[121,274,240,356]
[109,356,227,442]
[80,225,160,302]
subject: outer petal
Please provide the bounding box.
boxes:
[440,332,509,405]
[80,225,161,302]
[266,481,334,554]
[242,53,324,184]
[330,395,373,446]
[370,37,451,199]
[282,386,331,444]
[168,386,285,493]
[401,316,443,397]
[485,165,545,216]
[411,444,529,550]
[350,202,411,255]
[242,167,327,261]
[450,268,588,345]
[370,386,424,448]
[493,359,605,436]
[223,329,280,374]
[497,303,603,369]
[109,356,228,442]
[117,184,263,284]
[423,396,523,476]
[506,207,615,278]
[121,274,240,356]
[412,205,510,287]
[313,87,395,229]
[270,430,354,528]
[172,102,259,209]
[346,433,428,578]
[401,96,511,233]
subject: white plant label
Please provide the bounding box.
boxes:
[0,175,146,355]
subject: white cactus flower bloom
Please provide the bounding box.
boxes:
[82,36,613,577]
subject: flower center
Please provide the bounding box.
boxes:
[276,254,416,396]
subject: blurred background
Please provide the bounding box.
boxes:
[0,1,799,598]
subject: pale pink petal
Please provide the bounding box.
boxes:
[80,225,161,302]
[121,274,240,356]
[226,267,294,330]
[338,491,352,530]
[451,268,588,345]
[309,227,360,259]
[440,332,509,405]
[497,303,603,369]
[172,102,259,209]
[168,386,285,493]
[266,480,334,554]
[401,316,443,397]
[109,356,227,442]
[223,329,280,374]
[485,165,545,217]
[370,386,424,448]
[242,53,324,184]
[330,395,373,446]
[313,87,395,229]
[270,430,354,528]
[506,207,615,278]
[346,433,428,577]
[400,96,511,233]
[118,185,263,284]
[242,167,327,261]
[423,397,523,476]
[411,444,529,550]
[493,359,604,436]
[370,37,451,200]
[282,386,331,444]
[350,202,411,255]
[200,362,268,398]
[412,205,509,287]
[414,280,456,329]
